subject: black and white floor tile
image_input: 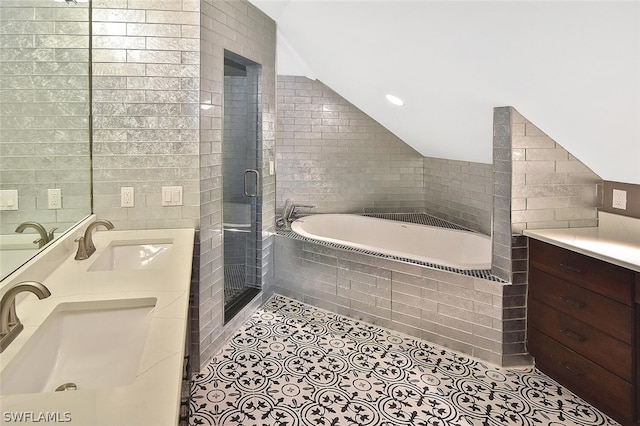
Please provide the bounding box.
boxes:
[190,296,619,426]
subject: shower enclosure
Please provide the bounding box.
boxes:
[222,51,262,322]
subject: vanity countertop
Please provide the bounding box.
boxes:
[0,227,194,425]
[523,212,640,272]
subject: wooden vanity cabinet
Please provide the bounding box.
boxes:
[527,239,638,425]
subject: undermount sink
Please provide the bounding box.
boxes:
[0,298,156,396]
[88,239,173,272]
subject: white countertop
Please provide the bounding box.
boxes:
[523,212,640,272]
[0,226,194,425]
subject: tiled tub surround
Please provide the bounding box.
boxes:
[423,157,493,236]
[276,76,495,236]
[275,214,529,367]
[0,220,195,425]
[191,295,619,426]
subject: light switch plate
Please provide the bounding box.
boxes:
[0,189,18,210]
[162,186,183,206]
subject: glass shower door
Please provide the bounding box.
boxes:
[222,52,262,323]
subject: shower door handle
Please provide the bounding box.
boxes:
[244,169,260,197]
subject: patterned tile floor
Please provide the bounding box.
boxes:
[190,296,619,426]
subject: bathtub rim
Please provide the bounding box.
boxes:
[278,213,505,283]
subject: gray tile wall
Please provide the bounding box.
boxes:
[423,157,493,235]
[503,235,530,365]
[492,107,513,282]
[491,106,602,366]
[198,0,276,370]
[276,76,493,235]
[90,0,276,371]
[276,76,425,214]
[0,1,91,233]
[274,235,510,366]
[511,108,603,233]
[91,0,201,230]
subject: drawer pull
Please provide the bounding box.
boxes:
[559,263,584,274]
[558,296,585,309]
[559,362,583,377]
[559,328,586,342]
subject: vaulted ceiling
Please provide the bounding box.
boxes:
[250,1,640,184]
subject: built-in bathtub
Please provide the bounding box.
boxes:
[275,213,530,367]
[291,214,492,271]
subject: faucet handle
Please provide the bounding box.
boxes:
[47,227,58,243]
[74,236,88,260]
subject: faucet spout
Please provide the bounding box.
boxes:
[0,281,51,352]
[283,202,316,228]
[75,219,114,260]
[15,222,53,249]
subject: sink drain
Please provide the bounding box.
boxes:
[55,383,77,392]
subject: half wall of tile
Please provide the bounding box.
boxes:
[511,108,603,233]
[492,106,603,366]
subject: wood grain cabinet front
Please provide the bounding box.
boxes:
[527,239,637,425]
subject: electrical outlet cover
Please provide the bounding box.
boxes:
[121,187,134,208]
[612,189,627,210]
[48,188,62,209]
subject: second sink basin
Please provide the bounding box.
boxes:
[0,298,156,396]
[88,239,173,272]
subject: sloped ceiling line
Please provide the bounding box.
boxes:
[250,0,640,184]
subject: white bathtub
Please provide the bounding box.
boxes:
[291,214,492,270]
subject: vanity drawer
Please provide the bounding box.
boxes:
[529,239,634,305]
[528,298,632,381]
[528,329,634,423]
[529,268,633,343]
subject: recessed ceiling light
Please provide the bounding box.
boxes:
[385,94,404,106]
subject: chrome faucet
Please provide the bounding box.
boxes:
[0,281,51,352]
[15,222,57,249]
[276,199,293,227]
[74,219,114,260]
[281,201,315,228]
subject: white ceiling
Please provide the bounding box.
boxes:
[250,1,640,184]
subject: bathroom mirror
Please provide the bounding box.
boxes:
[0,0,92,281]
